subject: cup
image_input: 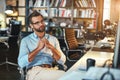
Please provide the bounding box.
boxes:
[86,58,95,70]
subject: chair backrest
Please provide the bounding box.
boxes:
[63,28,79,50]
[18,31,33,45]
[0,42,8,51]
[19,31,33,39]
[7,20,21,47]
[18,31,33,80]
[9,20,21,36]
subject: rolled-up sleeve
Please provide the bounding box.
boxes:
[18,39,29,68]
[54,38,66,65]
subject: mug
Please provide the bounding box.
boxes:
[86,58,96,70]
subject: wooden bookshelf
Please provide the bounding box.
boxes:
[25,0,99,34]
[73,0,97,30]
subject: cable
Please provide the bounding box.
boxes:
[100,67,115,80]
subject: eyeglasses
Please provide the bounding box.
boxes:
[31,20,44,25]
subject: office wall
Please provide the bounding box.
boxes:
[110,0,120,22]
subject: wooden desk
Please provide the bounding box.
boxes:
[58,50,114,80]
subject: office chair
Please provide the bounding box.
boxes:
[18,31,33,80]
[63,28,85,61]
[0,20,21,70]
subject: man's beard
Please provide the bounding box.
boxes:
[34,27,45,32]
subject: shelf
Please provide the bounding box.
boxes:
[29,7,48,9]
[25,0,98,32]
[73,18,95,19]
[74,7,96,9]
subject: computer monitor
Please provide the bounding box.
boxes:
[112,21,120,68]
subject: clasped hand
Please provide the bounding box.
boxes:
[37,38,53,50]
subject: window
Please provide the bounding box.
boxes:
[103,0,111,23]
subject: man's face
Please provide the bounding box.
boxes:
[31,16,45,32]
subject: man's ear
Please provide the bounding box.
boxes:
[30,24,33,28]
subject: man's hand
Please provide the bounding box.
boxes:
[28,38,46,62]
[42,38,61,61]
[37,39,45,50]
[42,38,53,49]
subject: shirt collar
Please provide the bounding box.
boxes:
[33,32,38,38]
[33,32,49,39]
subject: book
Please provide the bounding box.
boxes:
[52,0,57,7]
[86,0,90,7]
[81,9,86,18]
[40,10,48,17]
[66,0,72,7]
[50,0,55,7]
[87,0,92,7]
[78,0,83,7]
[92,0,96,7]
[83,0,88,7]
[41,0,44,6]
[43,0,47,7]
[59,8,65,17]
[55,0,60,7]
[59,8,72,17]
[50,8,58,17]
[66,9,72,17]
[73,9,77,17]
[58,0,62,7]
[34,0,42,7]
[61,9,65,17]
[60,0,66,7]
[78,9,82,18]
[75,0,80,7]
[62,0,66,7]
[90,9,95,18]
[81,0,86,7]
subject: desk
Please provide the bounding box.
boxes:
[58,50,114,80]
[68,50,113,72]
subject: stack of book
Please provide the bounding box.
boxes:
[75,0,96,8]
[74,9,96,18]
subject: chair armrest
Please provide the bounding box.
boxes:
[54,63,67,71]
[18,67,26,80]
[78,43,86,49]
[52,60,67,71]
[66,49,84,61]
[78,43,91,51]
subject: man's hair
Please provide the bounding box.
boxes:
[28,10,44,24]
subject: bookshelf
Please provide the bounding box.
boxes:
[73,0,97,30]
[26,0,98,34]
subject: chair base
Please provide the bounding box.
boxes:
[0,57,18,71]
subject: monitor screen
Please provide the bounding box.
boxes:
[112,21,120,68]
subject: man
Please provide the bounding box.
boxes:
[18,10,66,80]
